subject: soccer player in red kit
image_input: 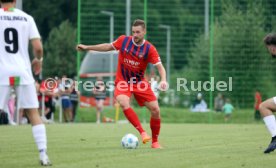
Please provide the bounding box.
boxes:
[77,19,168,148]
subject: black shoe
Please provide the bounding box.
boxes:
[264,136,276,154]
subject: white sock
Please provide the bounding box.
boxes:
[263,115,276,137]
[32,124,47,154]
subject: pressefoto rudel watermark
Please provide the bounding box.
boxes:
[177,77,232,92]
[43,77,232,92]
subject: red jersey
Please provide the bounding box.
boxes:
[112,35,161,84]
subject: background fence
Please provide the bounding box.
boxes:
[76,0,276,109]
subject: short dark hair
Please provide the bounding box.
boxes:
[132,19,146,29]
[1,0,15,3]
[264,33,276,45]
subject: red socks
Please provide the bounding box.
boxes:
[150,117,161,143]
[123,108,161,143]
[123,108,144,134]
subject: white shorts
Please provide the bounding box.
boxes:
[0,84,39,109]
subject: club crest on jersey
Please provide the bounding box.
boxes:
[138,52,144,59]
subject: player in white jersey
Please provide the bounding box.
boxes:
[260,33,276,154]
[0,0,51,166]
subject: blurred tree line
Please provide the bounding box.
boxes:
[24,0,77,77]
[183,0,276,107]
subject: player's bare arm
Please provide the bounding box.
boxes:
[155,63,168,91]
[31,38,43,75]
[76,43,114,52]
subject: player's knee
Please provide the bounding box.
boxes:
[149,106,160,117]
[116,96,130,110]
[119,102,130,110]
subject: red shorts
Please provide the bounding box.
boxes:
[114,81,157,106]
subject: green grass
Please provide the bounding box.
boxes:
[0,123,275,168]
[74,107,262,124]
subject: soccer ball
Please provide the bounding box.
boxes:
[121,133,139,149]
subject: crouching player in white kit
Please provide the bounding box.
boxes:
[0,0,51,166]
[261,33,276,154]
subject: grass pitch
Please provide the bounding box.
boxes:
[0,123,275,168]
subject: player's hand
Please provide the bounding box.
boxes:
[32,58,42,75]
[158,80,169,91]
[76,44,88,51]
